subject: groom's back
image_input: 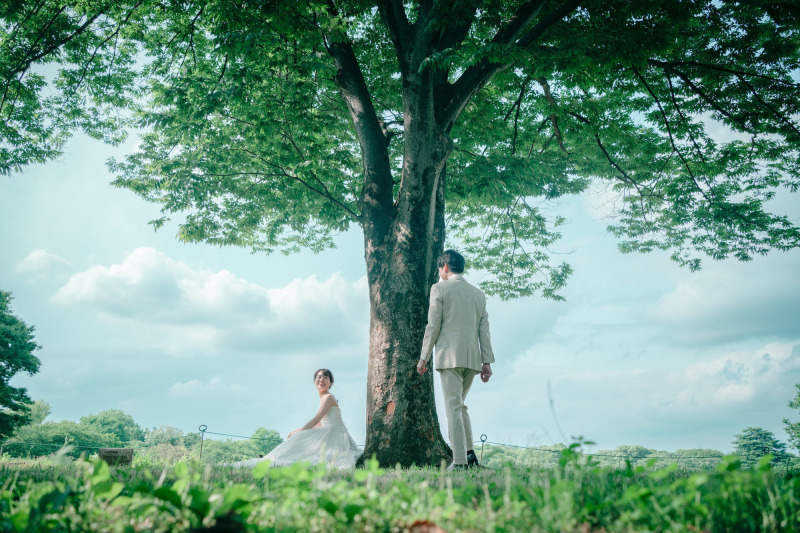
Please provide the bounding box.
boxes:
[433,277,488,370]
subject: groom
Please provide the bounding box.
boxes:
[417,249,495,470]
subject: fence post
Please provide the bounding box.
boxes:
[479,434,487,465]
[198,425,207,463]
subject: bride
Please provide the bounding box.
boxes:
[232,368,362,469]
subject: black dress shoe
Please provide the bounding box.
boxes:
[467,450,480,468]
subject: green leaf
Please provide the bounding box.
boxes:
[154,486,183,509]
[90,460,110,485]
[252,459,271,480]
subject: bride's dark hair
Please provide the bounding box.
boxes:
[314,368,334,386]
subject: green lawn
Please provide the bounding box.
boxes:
[1,446,797,532]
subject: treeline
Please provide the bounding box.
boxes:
[480,430,795,471]
[0,401,282,465]
[3,400,797,470]
[481,443,728,470]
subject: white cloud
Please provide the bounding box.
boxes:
[663,343,800,413]
[169,377,246,397]
[500,342,800,451]
[53,247,270,324]
[15,249,71,276]
[53,247,369,357]
[651,251,800,344]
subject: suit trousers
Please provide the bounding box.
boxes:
[438,367,478,464]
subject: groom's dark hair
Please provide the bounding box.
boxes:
[314,368,334,386]
[437,249,465,273]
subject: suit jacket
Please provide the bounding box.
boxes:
[419,274,495,372]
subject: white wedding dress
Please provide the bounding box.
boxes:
[232,404,362,469]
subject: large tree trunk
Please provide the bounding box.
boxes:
[360,160,451,466]
[359,60,454,465]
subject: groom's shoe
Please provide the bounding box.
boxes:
[467,450,481,468]
[446,463,466,472]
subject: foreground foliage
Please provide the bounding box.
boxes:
[0,446,797,532]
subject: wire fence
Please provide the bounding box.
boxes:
[0,425,747,466]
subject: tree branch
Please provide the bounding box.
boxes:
[665,75,708,164]
[648,59,800,89]
[231,148,361,221]
[634,67,767,231]
[319,1,394,220]
[504,76,530,155]
[430,0,481,53]
[517,0,583,48]
[62,0,146,100]
[533,77,569,153]
[7,5,110,77]
[648,59,793,137]
[632,67,703,189]
[436,0,582,131]
[6,0,48,45]
[736,74,800,138]
[376,0,412,75]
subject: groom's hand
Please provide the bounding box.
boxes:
[416,359,428,375]
[481,363,492,383]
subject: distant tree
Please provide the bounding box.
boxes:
[4,420,120,458]
[144,426,184,446]
[783,384,800,453]
[80,409,146,443]
[141,442,190,465]
[182,432,202,449]
[480,444,519,469]
[733,427,791,468]
[137,426,188,464]
[193,439,252,464]
[0,290,41,439]
[613,445,653,460]
[25,399,51,425]
[248,427,282,457]
[518,444,565,469]
[673,448,724,470]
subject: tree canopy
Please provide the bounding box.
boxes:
[80,409,147,443]
[732,426,791,468]
[26,399,51,425]
[7,420,121,458]
[0,290,41,440]
[3,1,799,297]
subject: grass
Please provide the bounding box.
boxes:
[0,444,798,532]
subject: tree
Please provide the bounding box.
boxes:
[0,290,41,440]
[783,384,800,452]
[248,427,283,456]
[192,439,250,464]
[3,2,800,465]
[673,448,723,470]
[4,420,120,458]
[144,425,184,446]
[80,409,146,443]
[25,399,51,425]
[732,427,791,468]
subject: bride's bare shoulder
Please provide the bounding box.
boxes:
[322,393,339,406]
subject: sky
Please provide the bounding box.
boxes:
[1,132,799,455]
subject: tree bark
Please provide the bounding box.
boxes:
[360,146,451,467]
[359,36,454,464]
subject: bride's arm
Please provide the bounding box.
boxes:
[288,395,338,437]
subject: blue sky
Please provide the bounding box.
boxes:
[2,132,799,454]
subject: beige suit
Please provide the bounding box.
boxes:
[420,274,495,464]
